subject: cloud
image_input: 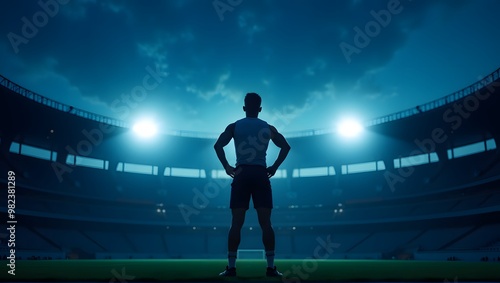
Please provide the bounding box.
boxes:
[238,11,265,43]
[60,0,97,20]
[309,82,336,100]
[266,82,337,129]
[305,59,327,76]
[81,94,111,108]
[267,103,313,129]
[352,68,383,98]
[137,40,169,76]
[0,0,491,134]
[100,1,127,14]
[187,72,242,104]
[0,53,113,117]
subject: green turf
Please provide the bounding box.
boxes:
[1,259,499,282]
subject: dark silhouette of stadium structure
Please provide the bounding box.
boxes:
[0,68,500,280]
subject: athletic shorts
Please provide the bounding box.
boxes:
[230,165,273,210]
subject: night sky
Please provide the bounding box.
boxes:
[1,0,500,134]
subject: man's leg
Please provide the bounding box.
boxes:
[222,166,250,276]
[256,207,275,268]
[228,208,246,267]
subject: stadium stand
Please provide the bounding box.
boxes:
[1,68,500,261]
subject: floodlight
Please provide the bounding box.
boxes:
[132,120,158,138]
[337,119,364,138]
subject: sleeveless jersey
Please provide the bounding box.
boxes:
[233,117,271,167]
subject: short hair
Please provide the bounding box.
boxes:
[244,92,261,110]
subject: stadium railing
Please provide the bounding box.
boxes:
[1,67,499,138]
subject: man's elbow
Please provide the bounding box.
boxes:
[214,143,223,151]
[283,144,291,152]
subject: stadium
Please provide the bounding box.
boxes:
[1,64,500,282]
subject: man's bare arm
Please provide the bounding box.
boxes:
[214,123,236,177]
[267,125,291,177]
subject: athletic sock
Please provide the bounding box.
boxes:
[265,250,275,268]
[228,251,237,269]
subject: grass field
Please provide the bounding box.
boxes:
[1,259,499,282]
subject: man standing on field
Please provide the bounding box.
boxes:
[214,92,291,277]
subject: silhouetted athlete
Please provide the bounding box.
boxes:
[214,92,291,277]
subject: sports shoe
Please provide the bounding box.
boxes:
[219,266,236,277]
[266,266,282,277]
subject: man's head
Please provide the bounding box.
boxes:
[244,92,262,117]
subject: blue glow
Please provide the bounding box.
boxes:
[133,120,158,139]
[337,119,364,138]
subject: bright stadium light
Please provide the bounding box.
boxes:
[133,119,158,138]
[337,118,364,138]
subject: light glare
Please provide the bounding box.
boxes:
[133,120,158,138]
[337,119,363,138]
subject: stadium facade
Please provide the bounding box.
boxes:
[0,69,499,261]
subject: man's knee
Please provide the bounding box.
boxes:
[255,208,271,226]
[260,223,273,232]
[231,217,245,228]
[231,213,246,228]
[230,224,244,232]
[258,217,272,229]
